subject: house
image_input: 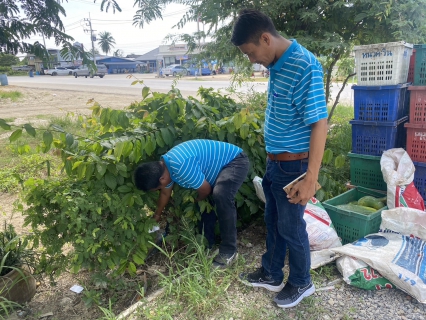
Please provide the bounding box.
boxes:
[95,56,138,74]
[134,48,160,73]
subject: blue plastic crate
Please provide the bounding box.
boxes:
[414,162,426,204]
[350,116,408,156]
[352,83,410,122]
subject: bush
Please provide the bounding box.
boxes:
[17,84,266,279]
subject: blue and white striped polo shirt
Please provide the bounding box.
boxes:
[265,39,328,154]
[161,140,242,189]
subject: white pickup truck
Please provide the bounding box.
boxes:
[44,67,72,76]
[73,64,107,78]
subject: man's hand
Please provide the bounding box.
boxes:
[287,178,316,206]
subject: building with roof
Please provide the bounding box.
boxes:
[95,56,138,74]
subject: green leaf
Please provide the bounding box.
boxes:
[9,129,22,142]
[85,163,95,181]
[72,161,83,170]
[65,133,74,147]
[322,149,333,165]
[217,129,226,141]
[105,172,117,190]
[114,141,124,161]
[132,253,144,265]
[155,131,165,148]
[23,124,36,137]
[77,163,86,179]
[96,162,107,177]
[117,185,132,193]
[100,108,110,125]
[240,123,249,139]
[335,154,346,168]
[122,141,133,158]
[43,131,53,149]
[0,119,11,130]
[233,113,243,129]
[160,128,173,146]
[142,86,150,99]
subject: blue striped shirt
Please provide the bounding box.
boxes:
[161,140,242,189]
[265,39,328,154]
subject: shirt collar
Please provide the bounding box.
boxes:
[269,39,297,71]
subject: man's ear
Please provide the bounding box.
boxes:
[260,33,271,46]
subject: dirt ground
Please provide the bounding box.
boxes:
[0,86,143,119]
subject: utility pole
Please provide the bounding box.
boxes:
[40,33,50,69]
[84,13,96,65]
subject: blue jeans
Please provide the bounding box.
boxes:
[261,158,311,286]
[199,152,250,254]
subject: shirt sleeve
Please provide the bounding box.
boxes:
[173,157,205,189]
[293,63,328,125]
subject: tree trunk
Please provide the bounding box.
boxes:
[328,72,357,122]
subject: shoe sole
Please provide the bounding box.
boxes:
[275,285,316,308]
[241,280,284,293]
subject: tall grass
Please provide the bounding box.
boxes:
[0,91,22,102]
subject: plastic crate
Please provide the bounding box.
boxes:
[408,86,426,124]
[354,42,413,86]
[408,49,416,83]
[350,116,408,156]
[414,161,426,204]
[322,186,387,244]
[348,153,386,191]
[404,123,426,163]
[413,44,426,86]
[352,83,409,122]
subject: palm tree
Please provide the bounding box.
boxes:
[97,31,116,55]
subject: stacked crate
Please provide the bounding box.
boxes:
[405,44,426,202]
[323,42,413,244]
[349,41,413,189]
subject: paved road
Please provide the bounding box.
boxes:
[7,74,354,105]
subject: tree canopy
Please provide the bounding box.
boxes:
[101,0,426,101]
[97,31,116,55]
[0,0,92,65]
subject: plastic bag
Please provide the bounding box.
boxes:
[380,148,425,210]
[336,256,394,290]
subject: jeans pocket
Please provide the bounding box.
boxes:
[276,160,306,176]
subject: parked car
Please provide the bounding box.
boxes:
[163,64,187,77]
[73,64,107,78]
[45,67,72,76]
[186,67,211,76]
[11,65,32,72]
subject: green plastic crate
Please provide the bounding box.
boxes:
[348,153,387,191]
[322,186,387,245]
[413,44,426,86]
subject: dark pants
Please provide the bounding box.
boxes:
[198,152,250,254]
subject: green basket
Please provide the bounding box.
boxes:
[348,153,387,191]
[322,186,387,245]
[413,44,426,86]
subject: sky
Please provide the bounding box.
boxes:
[33,0,202,57]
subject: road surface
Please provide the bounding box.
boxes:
[7,73,354,105]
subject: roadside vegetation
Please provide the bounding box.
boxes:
[0,90,23,102]
[0,83,352,318]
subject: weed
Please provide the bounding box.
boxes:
[137,219,236,319]
[0,91,22,102]
[98,299,118,320]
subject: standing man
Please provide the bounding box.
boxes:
[133,139,249,268]
[231,9,328,308]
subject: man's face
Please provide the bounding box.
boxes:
[238,34,274,68]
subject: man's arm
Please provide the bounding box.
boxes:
[153,186,173,222]
[288,118,328,205]
[196,180,212,201]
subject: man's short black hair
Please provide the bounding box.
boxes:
[134,161,164,191]
[231,9,279,46]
